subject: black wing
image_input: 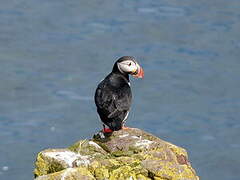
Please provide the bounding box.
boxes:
[94,80,132,119]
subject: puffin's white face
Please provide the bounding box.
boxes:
[117,59,144,78]
[117,60,137,74]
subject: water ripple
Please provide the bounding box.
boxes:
[55,90,92,101]
[138,6,186,17]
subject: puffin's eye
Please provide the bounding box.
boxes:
[128,62,131,66]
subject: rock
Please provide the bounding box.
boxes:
[34,128,199,180]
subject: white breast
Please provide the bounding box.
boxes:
[123,111,129,123]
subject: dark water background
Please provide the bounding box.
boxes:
[0,0,240,179]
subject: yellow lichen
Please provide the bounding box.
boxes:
[94,167,109,180]
[137,174,152,180]
[143,160,197,180]
[109,165,137,180]
[166,142,188,157]
[153,177,165,180]
[34,151,64,177]
[36,167,95,180]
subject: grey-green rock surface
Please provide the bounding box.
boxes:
[34,128,199,180]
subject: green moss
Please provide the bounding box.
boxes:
[68,140,106,157]
[116,156,137,165]
[111,150,134,157]
[93,141,110,153]
[68,140,86,152]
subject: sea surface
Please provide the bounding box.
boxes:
[0,0,240,179]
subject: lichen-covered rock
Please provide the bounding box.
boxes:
[35,167,95,180]
[34,128,199,180]
[34,149,92,177]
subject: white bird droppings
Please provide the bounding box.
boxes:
[119,134,129,138]
[74,156,90,167]
[44,151,90,167]
[129,176,134,180]
[61,168,76,180]
[88,141,102,149]
[135,139,153,148]
[131,135,140,139]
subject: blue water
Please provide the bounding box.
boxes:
[0,0,240,179]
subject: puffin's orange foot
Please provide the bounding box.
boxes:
[122,126,130,130]
[103,128,113,133]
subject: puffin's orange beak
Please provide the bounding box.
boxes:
[132,64,144,78]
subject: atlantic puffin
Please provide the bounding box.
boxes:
[94,56,144,133]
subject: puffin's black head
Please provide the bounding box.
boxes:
[112,56,144,78]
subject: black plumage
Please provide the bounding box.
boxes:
[94,56,143,132]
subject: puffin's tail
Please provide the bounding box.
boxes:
[108,120,122,131]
